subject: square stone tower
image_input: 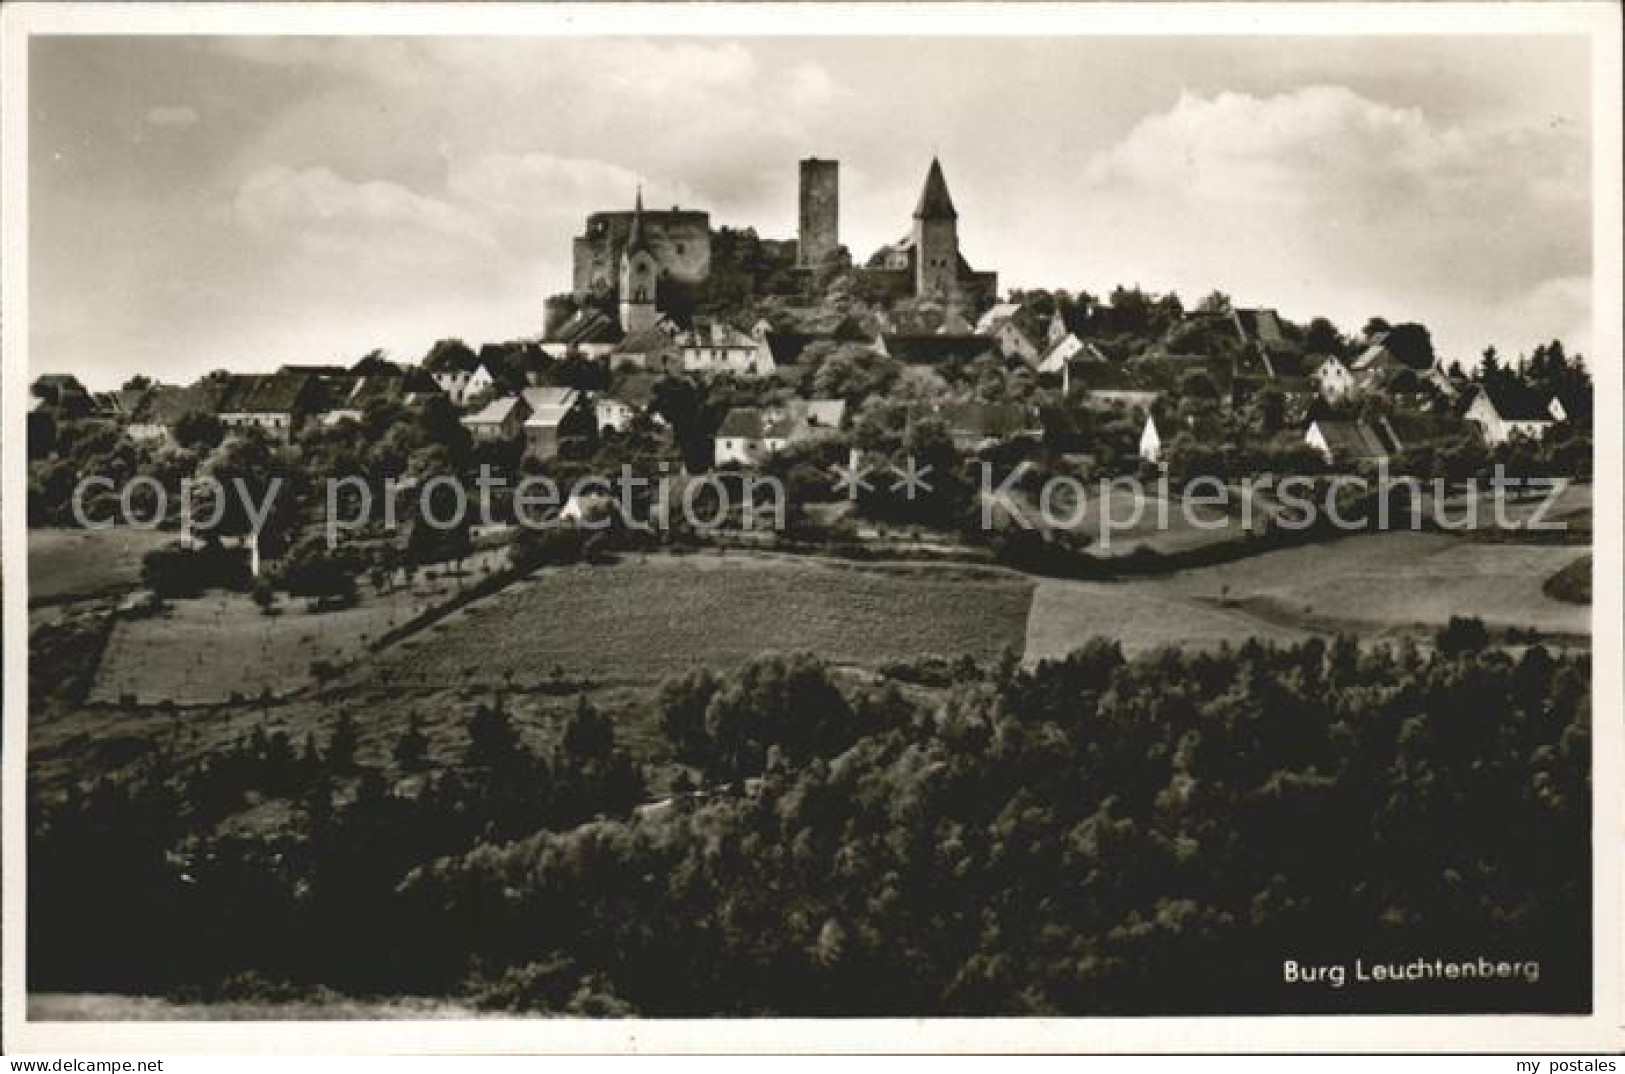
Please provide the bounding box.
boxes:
[798,158,840,268]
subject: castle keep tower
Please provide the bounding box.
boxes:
[798,158,840,268]
[618,188,660,334]
[911,157,960,300]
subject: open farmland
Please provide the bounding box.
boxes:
[27,528,175,605]
[88,550,511,706]
[1025,532,1590,663]
[366,551,1035,689]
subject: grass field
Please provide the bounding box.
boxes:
[367,551,1036,689]
[88,550,511,706]
[1025,532,1590,663]
[27,528,175,604]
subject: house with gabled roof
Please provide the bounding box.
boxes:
[1305,418,1398,466]
[215,372,320,442]
[610,326,676,371]
[1139,411,1229,463]
[461,395,532,442]
[678,320,769,376]
[1303,353,1355,400]
[1465,383,1563,445]
[973,301,1022,335]
[540,309,624,363]
[422,345,496,404]
[934,401,1042,454]
[713,398,847,467]
[522,386,594,459]
[875,333,996,366]
[1232,308,1287,350]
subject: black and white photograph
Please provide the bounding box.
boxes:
[3,1,1620,1056]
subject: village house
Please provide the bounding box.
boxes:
[522,386,593,459]
[123,383,213,443]
[541,309,625,362]
[461,395,532,442]
[1465,383,1563,445]
[596,374,665,433]
[1305,418,1398,466]
[679,320,768,376]
[993,318,1044,364]
[875,333,997,366]
[935,401,1042,454]
[1351,334,1408,377]
[91,386,150,423]
[1232,308,1287,354]
[610,326,677,371]
[1138,411,1229,463]
[973,301,1022,335]
[595,395,635,432]
[713,399,847,467]
[1068,361,1168,411]
[215,372,319,442]
[1303,353,1355,400]
[423,347,495,405]
[1382,411,1473,451]
[316,369,441,426]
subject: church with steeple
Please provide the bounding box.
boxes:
[618,188,661,333]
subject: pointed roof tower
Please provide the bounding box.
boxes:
[913,157,958,220]
[626,185,652,254]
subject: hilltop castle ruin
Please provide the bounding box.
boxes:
[566,155,998,328]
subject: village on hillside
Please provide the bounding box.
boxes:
[24,150,1598,1021]
[29,154,1595,539]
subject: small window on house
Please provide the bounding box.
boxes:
[676,243,685,255]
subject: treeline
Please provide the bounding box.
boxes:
[30,629,1589,1015]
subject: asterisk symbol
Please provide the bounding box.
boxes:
[890,456,934,500]
[830,459,875,501]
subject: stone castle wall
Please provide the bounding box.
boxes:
[572,210,712,298]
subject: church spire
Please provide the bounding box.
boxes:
[913,156,958,220]
[626,184,652,254]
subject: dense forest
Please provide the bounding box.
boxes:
[30,627,1590,1015]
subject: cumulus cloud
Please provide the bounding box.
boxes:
[1069,84,1590,361]
[234,165,497,249]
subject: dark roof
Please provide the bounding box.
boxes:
[1313,419,1395,461]
[763,331,841,364]
[1382,412,1472,447]
[936,401,1040,442]
[130,382,228,426]
[547,309,624,347]
[1233,308,1286,346]
[882,333,995,364]
[278,363,349,378]
[613,327,674,356]
[314,375,364,411]
[612,372,658,409]
[717,406,799,440]
[1069,362,1166,393]
[913,157,958,220]
[1477,383,1555,422]
[217,372,316,414]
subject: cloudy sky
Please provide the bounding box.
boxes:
[30,34,1592,388]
